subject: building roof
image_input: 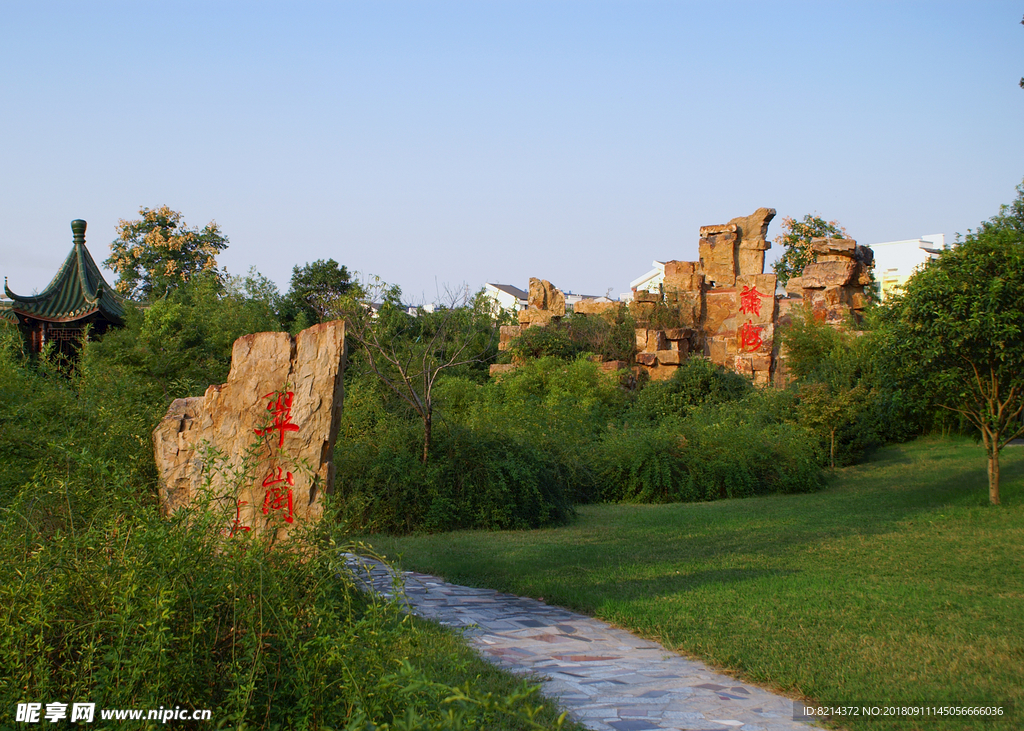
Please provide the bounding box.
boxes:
[4,220,125,324]
[486,283,528,300]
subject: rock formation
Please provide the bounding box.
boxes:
[152,321,346,542]
[494,209,874,388]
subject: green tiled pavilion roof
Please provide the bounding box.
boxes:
[4,220,124,324]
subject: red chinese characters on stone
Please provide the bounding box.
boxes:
[261,466,295,523]
[225,499,252,537]
[739,286,765,317]
[738,321,763,353]
[254,391,300,447]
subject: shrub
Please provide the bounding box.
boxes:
[335,423,573,534]
[780,310,930,466]
[598,395,822,503]
[504,312,636,364]
[627,356,752,424]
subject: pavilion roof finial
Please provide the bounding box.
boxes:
[71,219,86,247]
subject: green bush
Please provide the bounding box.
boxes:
[627,356,752,424]
[335,422,573,534]
[88,272,283,399]
[780,310,930,466]
[504,312,636,364]
[598,395,822,503]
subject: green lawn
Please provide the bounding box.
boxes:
[364,437,1024,731]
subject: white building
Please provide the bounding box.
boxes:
[867,234,949,300]
[621,261,666,301]
[484,283,528,315]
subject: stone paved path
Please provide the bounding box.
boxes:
[344,555,822,731]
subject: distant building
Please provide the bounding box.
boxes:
[621,261,666,301]
[867,234,949,300]
[2,220,125,358]
[564,291,614,311]
[484,283,528,315]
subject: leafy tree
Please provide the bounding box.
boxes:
[772,214,848,285]
[780,308,926,466]
[88,271,282,399]
[338,281,497,463]
[881,180,1024,505]
[282,258,357,330]
[106,205,228,300]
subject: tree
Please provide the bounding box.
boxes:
[106,206,228,300]
[772,214,848,285]
[87,270,282,399]
[338,280,497,463]
[282,259,356,330]
[881,180,1024,505]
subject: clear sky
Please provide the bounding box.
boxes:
[3,1,1023,305]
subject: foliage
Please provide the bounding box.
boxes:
[626,356,752,424]
[282,258,358,331]
[879,180,1024,504]
[86,271,282,399]
[339,281,498,463]
[336,422,573,534]
[105,205,229,300]
[599,394,822,503]
[771,213,848,285]
[505,312,636,364]
[334,359,592,533]
[0,337,576,730]
[504,322,580,361]
[780,310,926,467]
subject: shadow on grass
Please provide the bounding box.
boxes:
[588,567,801,599]
[549,447,1024,568]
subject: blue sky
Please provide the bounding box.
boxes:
[3,1,1023,304]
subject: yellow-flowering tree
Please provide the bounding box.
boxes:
[772,213,848,286]
[105,205,228,300]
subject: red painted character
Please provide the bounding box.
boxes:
[738,321,763,353]
[739,285,765,317]
[254,391,300,447]
[261,466,295,523]
[225,499,252,537]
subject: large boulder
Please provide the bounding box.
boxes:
[152,321,346,542]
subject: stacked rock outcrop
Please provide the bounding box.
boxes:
[494,210,875,387]
[698,208,776,286]
[783,238,874,326]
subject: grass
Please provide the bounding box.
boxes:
[363,437,1024,731]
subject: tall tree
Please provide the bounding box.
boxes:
[881,180,1024,505]
[772,214,848,285]
[338,281,496,463]
[106,206,228,301]
[282,259,356,329]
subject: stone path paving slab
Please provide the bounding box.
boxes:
[344,555,822,731]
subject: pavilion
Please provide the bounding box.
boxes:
[1,219,125,358]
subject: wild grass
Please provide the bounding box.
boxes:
[365,437,1024,731]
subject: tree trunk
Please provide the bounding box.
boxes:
[988,445,1000,506]
[422,408,432,464]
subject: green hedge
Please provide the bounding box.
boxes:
[598,398,823,503]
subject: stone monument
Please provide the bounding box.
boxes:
[152,321,345,541]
